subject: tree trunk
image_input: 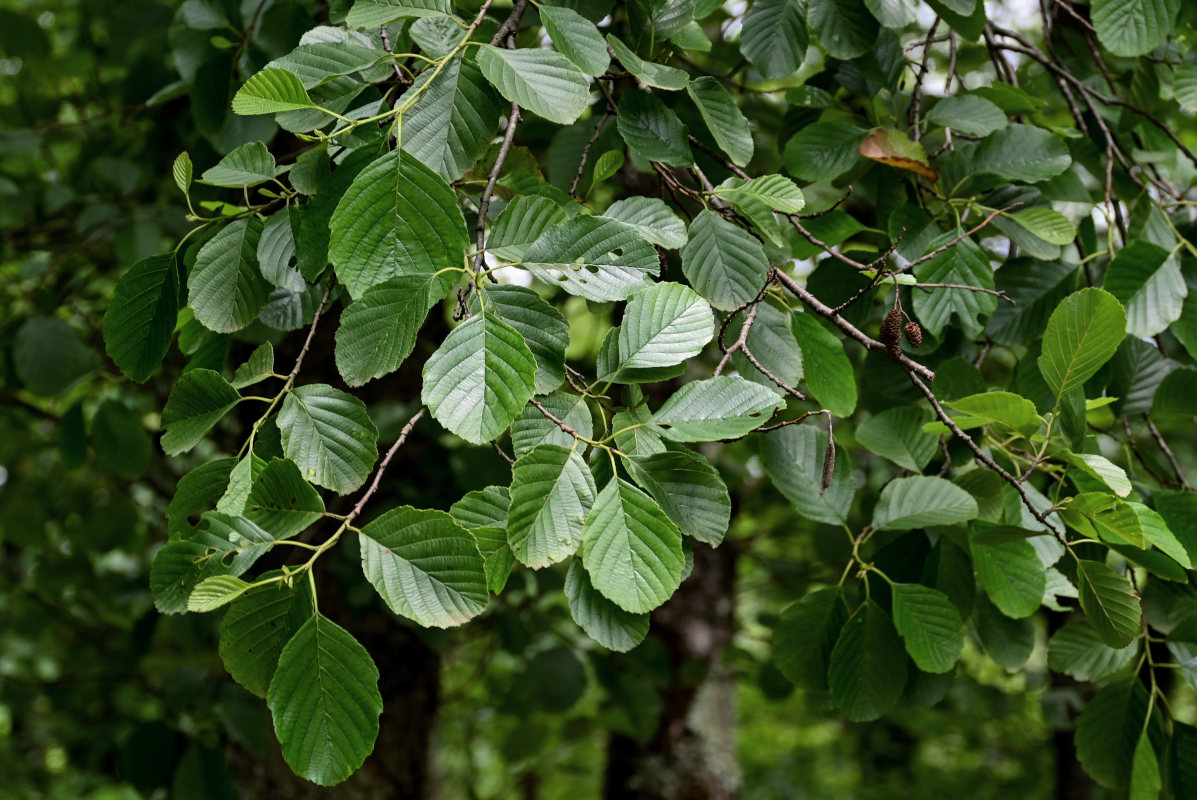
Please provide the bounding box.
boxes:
[603,541,739,800]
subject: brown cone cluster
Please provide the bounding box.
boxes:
[880,309,902,358]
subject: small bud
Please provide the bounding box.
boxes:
[904,321,923,348]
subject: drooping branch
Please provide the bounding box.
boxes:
[773,268,937,382]
[907,371,1064,538]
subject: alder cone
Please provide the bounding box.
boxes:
[904,321,923,348]
[880,309,901,346]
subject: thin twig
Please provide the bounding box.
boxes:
[912,282,1014,302]
[347,408,427,522]
[570,112,611,198]
[1145,414,1191,489]
[529,397,583,440]
[488,0,530,46]
[492,440,515,466]
[474,101,521,273]
[287,281,334,381]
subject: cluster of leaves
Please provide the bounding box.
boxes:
[5,0,1197,793]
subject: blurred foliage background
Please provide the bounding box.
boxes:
[0,0,1169,797]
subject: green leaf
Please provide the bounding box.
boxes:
[1104,241,1186,338]
[189,218,270,333]
[1176,63,1197,112]
[911,233,996,339]
[161,369,241,456]
[1007,208,1076,246]
[267,613,382,786]
[987,258,1076,348]
[510,390,593,457]
[244,458,325,539]
[925,95,1007,136]
[103,253,180,382]
[149,514,271,615]
[739,0,808,79]
[344,0,450,27]
[606,34,690,90]
[616,89,693,167]
[760,425,854,525]
[507,443,597,568]
[872,476,978,531]
[602,197,689,249]
[92,400,151,479]
[173,151,193,195]
[612,282,714,372]
[232,68,318,115]
[487,195,570,262]
[256,209,301,292]
[1048,620,1138,681]
[975,595,1034,667]
[540,4,609,76]
[1037,288,1127,399]
[790,312,857,417]
[449,486,514,594]
[475,45,590,125]
[218,452,265,516]
[1062,494,1145,548]
[1131,732,1161,800]
[712,174,804,214]
[400,58,501,182]
[1061,453,1132,498]
[591,149,624,184]
[268,39,390,89]
[565,560,650,652]
[651,376,782,442]
[686,77,753,167]
[329,150,468,300]
[219,574,314,697]
[278,384,379,495]
[808,0,878,59]
[944,391,1040,434]
[1153,367,1197,418]
[681,209,769,310]
[230,342,275,389]
[890,583,965,673]
[784,121,867,182]
[855,406,937,471]
[359,506,489,627]
[973,124,1071,183]
[628,449,731,546]
[1091,0,1178,57]
[972,534,1046,618]
[187,575,252,612]
[421,312,537,444]
[200,141,276,187]
[523,215,660,301]
[480,284,569,395]
[334,275,438,387]
[827,600,908,722]
[1075,678,1155,790]
[581,478,685,614]
[168,459,236,535]
[773,586,849,691]
[1077,559,1141,648]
